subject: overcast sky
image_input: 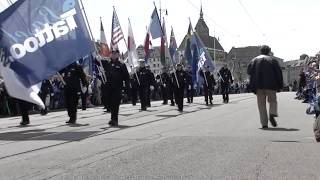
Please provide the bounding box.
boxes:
[1,0,319,61]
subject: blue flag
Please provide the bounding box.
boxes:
[184,22,193,66]
[191,33,215,73]
[0,0,93,107]
[149,7,162,39]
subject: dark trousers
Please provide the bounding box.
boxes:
[65,89,79,122]
[221,83,230,102]
[204,86,213,103]
[146,87,151,107]
[139,86,148,109]
[39,92,48,114]
[186,86,194,103]
[18,100,30,122]
[131,88,138,105]
[174,87,184,111]
[81,91,87,110]
[108,89,122,123]
[161,86,168,104]
[168,86,175,105]
[101,84,111,111]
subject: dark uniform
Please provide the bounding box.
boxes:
[172,68,187,112]
[185,70,194,103]
[219,67,233,103]
[80,77,88,111]
[129,73,139,106]
[200,70,216,105]
[101,58,129,126]
[159,72,171,104]
[17,99,33,126]
[39,79,53,115]
[168,72,175,106]
[137,66,153,111]
[146,69,155,107]
[62,63,88,124]
[99,60,111,112]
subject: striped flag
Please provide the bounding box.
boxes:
[169,27,177,64]
[111,8,124,50]
[99,19,110,57]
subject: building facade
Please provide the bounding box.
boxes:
[178,7,226,73]
[226,46,285,83]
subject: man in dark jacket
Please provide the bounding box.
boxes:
[102,49,130,126]
[200,66,216,105]
[62,62,88,124]
[172,63,186,112]
[159,67,170,105]
[185,65,194,103]
[247,45,283,129]
[219,65,233,103]
[137,59,154,111]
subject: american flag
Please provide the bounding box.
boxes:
[111,8,124,50]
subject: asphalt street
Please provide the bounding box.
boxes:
[0,92,318,180]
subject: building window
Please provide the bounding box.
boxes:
[158,64,160,67]
[153,64,156,68]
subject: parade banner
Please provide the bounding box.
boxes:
[0,0,93,107]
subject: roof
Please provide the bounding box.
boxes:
[178,34,224,52]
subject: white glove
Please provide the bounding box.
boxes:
[150,86,154,91]
[188,85,191,90]
[81,87,87,93]
[163,84,166,87]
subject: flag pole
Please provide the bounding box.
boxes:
[79,0,107,84]
[155,2,180,88]
[128,18,141,86]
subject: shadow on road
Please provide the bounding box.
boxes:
[101,125,131,130]
[0,129,99,141]
[271,140,301,143]
[260,127,300,131]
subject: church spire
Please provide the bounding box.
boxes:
[200,4,204,20]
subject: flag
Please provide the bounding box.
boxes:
[144,31,150,63]
[169,27,177,64]
[111,8,124,50]
[0,0,93,108]
[191,32,215,73]
[99,19,110,57]
[184,22,193,66]
[191,43,199,86]
[160,18,167,66]
[127,19,138,68]
[149,7,162,39]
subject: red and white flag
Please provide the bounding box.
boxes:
[111,8,124,50]
[127,19,138,68]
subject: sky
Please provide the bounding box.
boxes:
[1,0,320,61]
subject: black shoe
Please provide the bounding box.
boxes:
[162,102,168,105]
[147,104,151,107]
[206,102,209,106]
[210,101,213,105]
[66,119,76,124]
[20,121,30,126]
[269,115,278,127]
[141,107,147,111]
[108,121,118,126]
[170,103,175,106]
[262,125,268,129]
[178,109,183,112]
